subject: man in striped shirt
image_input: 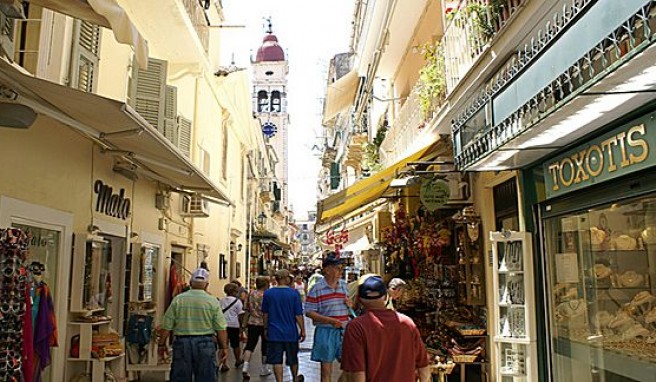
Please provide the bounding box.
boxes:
[305,252,352,382]
[160,268,228,382]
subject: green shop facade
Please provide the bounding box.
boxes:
[450,0,656,380]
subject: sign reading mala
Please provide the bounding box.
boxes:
[325,229,349,256]
[420,177,451,211]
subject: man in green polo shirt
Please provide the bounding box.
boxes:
[160,268,228,382]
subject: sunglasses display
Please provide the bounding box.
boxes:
[0,228,30,382]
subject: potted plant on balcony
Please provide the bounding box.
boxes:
[417,41,446,119]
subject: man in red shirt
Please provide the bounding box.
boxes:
[340,275,431,382]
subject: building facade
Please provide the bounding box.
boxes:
[0,1,269,381]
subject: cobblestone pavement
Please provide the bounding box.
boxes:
[137,318,341,382]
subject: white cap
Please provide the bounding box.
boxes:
[191,268,210,282]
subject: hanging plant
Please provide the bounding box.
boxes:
[361,124,388,174]
[417,41,446,118]
[464,0,504,38]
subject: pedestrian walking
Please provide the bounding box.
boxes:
[305,252,352,382]
[232,279,249,303]
[219,282,245,372]
[240,276,272,379]
[307,268,323,291]
[159,268,228,382]
[262,269,306,382]
[340,275,431,382]
[386,277,407,310]
[293,274,307,302]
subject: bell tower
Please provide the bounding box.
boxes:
[252,18,289,212]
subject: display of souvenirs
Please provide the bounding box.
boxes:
[383,205,488,370]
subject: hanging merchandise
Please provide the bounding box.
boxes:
[381,205,488,379]
[0,228,29,382]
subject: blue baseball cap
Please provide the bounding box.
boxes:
[358,275,387,300]
[322,251,343,267]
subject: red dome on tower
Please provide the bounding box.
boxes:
[255,33,285,62]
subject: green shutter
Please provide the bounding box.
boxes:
[177,115,192,158]
[0,9,15,60]
[330,162,340,190]
[128,57,168,131]
[71,21,101,93]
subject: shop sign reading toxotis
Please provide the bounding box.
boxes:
[544,113,654,198]
[94,180,131,220]
[420,177,451,211]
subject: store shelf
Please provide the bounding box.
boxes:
[555,337,656,381]
[68,320,112,326]
[587,249,647,254]
[70,308,106,314]
[595,286,649,290]
[68,354,124,362]
[126,363,171,371]
[493,336,531,344]
[498,270,524,275]
[498,303,525,308]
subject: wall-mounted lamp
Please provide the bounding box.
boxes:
[257,212,267,227]
[87,224,100,234]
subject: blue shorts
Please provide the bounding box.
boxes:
[267,341,299,366]
[311,326,343,363]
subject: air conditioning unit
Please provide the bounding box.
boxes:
[181,195,210,217]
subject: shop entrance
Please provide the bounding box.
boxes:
[0,196,74,382]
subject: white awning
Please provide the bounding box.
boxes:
[28,0,148,69]
[0,57,231,203]
[322,70,359,125]
[341,235,370,253]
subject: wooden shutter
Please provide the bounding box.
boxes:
[177,115,192,158]
[71,20,101,92]
[128,57,167,131]
[0,9,15,60]
[161,85,178,144]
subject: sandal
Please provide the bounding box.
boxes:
[296,375,304,382]
[220,365,230,373]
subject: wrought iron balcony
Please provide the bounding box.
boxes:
[451,0,656,170]
[443,0,525,93]
[181,0,210,53]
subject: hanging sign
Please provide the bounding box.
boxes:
[325,228,349,255]
[420,177,451,211]
[543,112,654,199]
[94,180,131,220]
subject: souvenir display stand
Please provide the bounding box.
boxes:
[68,234,123,382]
[0,229,29,382]
[385,206,489,381]
[490,231,538,381]
[125,242,171,380]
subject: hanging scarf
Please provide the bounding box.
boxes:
[34,283,57,380]
[22,275,34,382]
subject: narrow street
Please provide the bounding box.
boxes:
[139,317,342,382]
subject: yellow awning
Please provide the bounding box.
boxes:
[317,141,445,224]
[322,70,359,125]
[0,57,230,203]
[29,0,149,69]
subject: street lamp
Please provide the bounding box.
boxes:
[257,212,267,228]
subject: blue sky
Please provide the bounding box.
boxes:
[221,0,354,219]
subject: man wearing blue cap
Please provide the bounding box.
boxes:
[340,275,430,382]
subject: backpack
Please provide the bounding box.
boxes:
[126,314,153,346]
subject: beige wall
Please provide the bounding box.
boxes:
[471,170,521,381]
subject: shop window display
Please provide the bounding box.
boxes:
[383,204,488,379]
[544,196,656,381]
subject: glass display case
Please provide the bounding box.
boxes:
[490,231,538,381]
[71,234,111,312]
[543,196,656,382]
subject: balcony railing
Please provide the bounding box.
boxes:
[181,0,209,52]
[444,0,525,93]
[380,81,424,163]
